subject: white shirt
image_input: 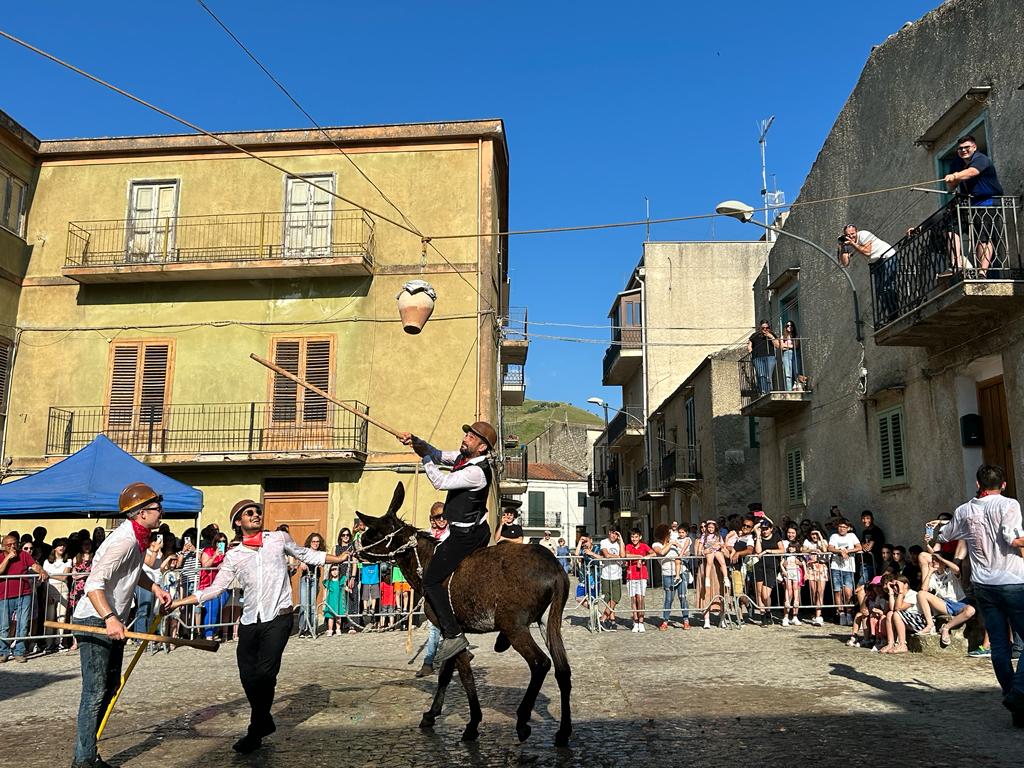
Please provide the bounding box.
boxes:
[74,519,148,623]
[828,533,861,572]
[419,443,489,492]
[940,494,1024,586]
[42,557,70,577]
[599,537,622,580]
[929,570,966,602]
[856,230,894,262]
[194,531,326,624]
[539,537,558,555]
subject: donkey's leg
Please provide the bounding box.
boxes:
[453,652,482,741]
[420,658,457,729]
[507,629,552,743]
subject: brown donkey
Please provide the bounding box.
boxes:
[356,482,572,746]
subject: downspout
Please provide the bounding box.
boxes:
[0,327,24,481]
[638,264,650,537]
[476,138,483,422]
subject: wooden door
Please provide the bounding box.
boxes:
[262,490,329,605]
[977,375,1016,498]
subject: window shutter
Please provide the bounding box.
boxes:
[271,340,300,423]
[878,407,907,487]
[303,340,331,422]
[108,345,140,427]
[270,337,333,424]
[0,341,11,414]
[528,491,545,527]
[139,344,169,424]
[786,449,804,504]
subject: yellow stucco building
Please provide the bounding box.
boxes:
[0,111,525,542]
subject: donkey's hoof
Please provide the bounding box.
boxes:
[554,729,570,748]
[461,725,479,742]
[516,722,532,742]
[419,714,435,729]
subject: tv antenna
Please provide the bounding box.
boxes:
[758,115,775,240]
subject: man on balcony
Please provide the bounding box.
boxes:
[944,134,1004,276]
[839,224,896,316]
[398,421,496,668]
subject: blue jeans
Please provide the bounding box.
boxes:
[858,562,876,587]
[201,591,228,639]
[134,586,155,634]
[299,576,318,634]
[424,621,441,666]
[781,349,797,390]
[74,616,125,766]
[973,583,1024,698]
[662,574,689,622]
[753,355,776,394]
[0,593,32,658]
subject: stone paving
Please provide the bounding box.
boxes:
[0,618,1018,767]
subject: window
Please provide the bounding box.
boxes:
[0,338,11,415]
[105,341,174,439]
[748,416,760,449]
[528,491,545,527]
[684,395,696,448]
[577,492,587,507]
[269,336,333,424]
[1,169,26,236]
[786,448,805,505]
[285,175,334,257]
[127,181,179,261]
[878,406,907,487]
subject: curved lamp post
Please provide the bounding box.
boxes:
[715,200,864,342]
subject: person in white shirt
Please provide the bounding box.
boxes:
[916,553,975,648]
[598,527,624,630]
[71,482,172,768]
[171,498,350,754]
[827,519,863,626]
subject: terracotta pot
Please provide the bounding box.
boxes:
[397,290,435,334]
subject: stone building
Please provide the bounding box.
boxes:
[0,113,527,540]
[744,0,1024,545]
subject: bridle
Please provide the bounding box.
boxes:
[355,524,425,577]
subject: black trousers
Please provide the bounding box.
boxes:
[423,523,490,637]
[236,612,292,735]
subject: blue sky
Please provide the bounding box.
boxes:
[1,1,939,416]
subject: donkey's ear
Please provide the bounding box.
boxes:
[386,482,405,519]
[355,510,375,526]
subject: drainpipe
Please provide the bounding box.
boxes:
[637,263,651,536]
[0,328,23,481]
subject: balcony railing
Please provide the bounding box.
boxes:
[65,209,375,269]
[607,404,644,446]
[661,446,700,484]
[524,510,561,529]
[502,446,528,484]
[618,484,634,514]
[738,337,812,409]
[871,196,1022,329]
[503,306,528,342]
[602,326,642,384]
[46,401,369,457]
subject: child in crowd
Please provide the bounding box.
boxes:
[393,564,411,624]
[781,525,803,626]
[624,528,653,633]
[360,561,380,628]
[848,577,884,647]
[916,552,976,648]
[323,563,346,636]
[698,520,728,590]
[380,567,396,630]
[881,575,935,654]
[802,526,829,626]
[67,550,92,652]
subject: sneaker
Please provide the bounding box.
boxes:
[814,616,824,626]
[968,647,992,658]
[638,623,646,633]
[631,623,640,633]
[658,622,668,631]
[846,636,858,647]
[782,617,790,627]
[683,619,690,630]
[703,617,712,629]
[606,620,617,631]
[791,617,802,625]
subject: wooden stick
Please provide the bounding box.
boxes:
[46,620,220,652]
[96,612,162,739]
[249,353,402,438]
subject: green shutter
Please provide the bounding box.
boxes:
[528,491,545,527]
[786,448,804,504]
[879,407,907,487]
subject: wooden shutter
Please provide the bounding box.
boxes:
[271,340,300,422]
[106,341,173,433]
[879,407,907,487]
[528,491,545,527]
[284,175,333,256]
[786,449,804,504]
[140,345,170,424]
[0,340,11,414]
[303,340,331,422]
[128,182,178,259]
[108,345,140,427]
[270,336,334,425]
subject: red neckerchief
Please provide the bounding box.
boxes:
[452,455,468,470]
[242,531,264,549]
[130,518,151,553]
[979,489,1002,497]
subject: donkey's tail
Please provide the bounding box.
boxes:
[543,569,571,679]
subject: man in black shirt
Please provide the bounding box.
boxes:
[944,134,1005,274]
[859,510,886,585]
[494,509,524,544]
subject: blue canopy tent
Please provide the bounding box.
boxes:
[0,435,203,519]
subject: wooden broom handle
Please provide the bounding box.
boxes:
[47,620,220,652]
[249,353,402,438]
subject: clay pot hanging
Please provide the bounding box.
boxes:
[396,279,437,334]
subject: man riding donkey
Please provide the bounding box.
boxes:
[398,420,497,667]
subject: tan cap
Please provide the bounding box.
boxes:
[230,499,262,528]
[461,421,497,450]
[118,483,162,515]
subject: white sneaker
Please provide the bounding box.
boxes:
[814,616,824,626]
[631,623,640,633]
[782,617,790,626]
[703,618,712,629]
[638,623,646,633]
[791,617,802,626]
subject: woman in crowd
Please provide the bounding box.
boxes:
[801,525,829,626]
[198,527,229,641]
[66,549,92,652]
[42,538,71,652]
[753,518,785,625]
[652,523,690,630]
[780,524,803,626]
[780,321,800,390]
[159,535,184,651]
[298,532,325,637]
[335,528,359,633]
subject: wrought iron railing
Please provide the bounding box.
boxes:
[871,196,1022,329]
[525,510,561,529]
[502,364,525,391]
[738,337,810,407]
[606,404,644,445]
[661,446,700,484]
[65,209,375,268]
[618,485,634,513]
[45,401,369,456]
[503,306,528,342]
[502,446,528,483]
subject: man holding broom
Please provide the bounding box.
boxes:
[170,498,352,754]
[71,482,172,768]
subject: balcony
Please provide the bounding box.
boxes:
[602,327,642,386]
[607,404,644,450]
[63,209,375,284]
[524,510,562,531]
[501,306,529,365]
[637,465,667,501]
[618,485,635,517]
[738,340,812,418]
[872,197,1024,346]
[45,401,368,465]
[500,364,526,406]
[499,446,528,495]
[661,446,701,486]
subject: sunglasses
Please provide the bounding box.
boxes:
[429,516,445,521]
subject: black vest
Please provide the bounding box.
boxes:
[444,459,493,525]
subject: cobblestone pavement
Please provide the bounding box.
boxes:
[0,619,1018,767]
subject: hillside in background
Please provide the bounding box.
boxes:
[505,399,603,445]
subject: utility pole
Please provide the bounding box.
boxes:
[758,115,775,238]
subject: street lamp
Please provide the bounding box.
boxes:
[715,200,864,342]
[586,397,645,428]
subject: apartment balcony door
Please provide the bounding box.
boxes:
[977,375,1016,498]
[285,175,333,258]
[126,181,178,262]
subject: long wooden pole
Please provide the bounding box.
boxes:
[95,612,162,739]
[249,353,402,438]
[46,620,220,652]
